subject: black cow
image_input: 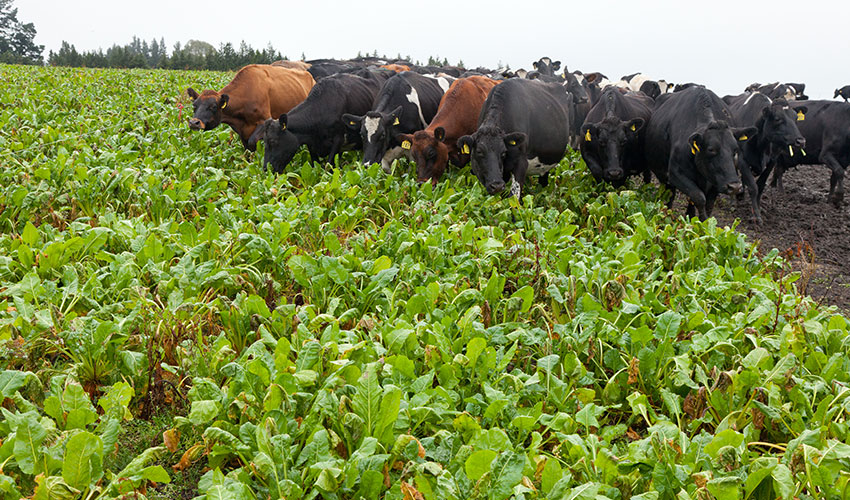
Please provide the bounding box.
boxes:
[723,93,807,222]
[260,72,389,172]
[561,70,591,149]
[307,61,355,80]
[834,85,850,101]
[645,86,756,220]
[772,100,850,207]
[457,79,572,198]
[580,88,653,185]
[747,82,806,101]
[532,57,561,77]
[342,72,452,173]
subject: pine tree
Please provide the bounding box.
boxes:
[0,0,43,64]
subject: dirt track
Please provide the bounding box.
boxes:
[709,164,850,312]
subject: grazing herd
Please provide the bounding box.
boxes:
[185,56,850,222]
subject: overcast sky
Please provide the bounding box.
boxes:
[17,0,848,99]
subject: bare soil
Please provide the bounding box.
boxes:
[709,164,850,312]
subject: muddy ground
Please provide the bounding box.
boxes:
[707,164,850,312]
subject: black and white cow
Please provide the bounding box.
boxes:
[834,85,850,101]
[580,88,654,185]
[457,78,572,198]
[645,86,756,220]
[260,72,390,173]
[746,82,806,101]
[618,73,672,99]
[532,57,561,77]
[342,72,452,173]
[772,100,850,207]
[723,93,807,222]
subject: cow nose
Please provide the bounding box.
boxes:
[725,182,742,195]
[607,168,624,180]
[795,137,806,148]
[188,118,203,130]
[487,181,506,194]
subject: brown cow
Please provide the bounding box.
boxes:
[380,63,410,72]
[271,60,312,71]
[186,64,314,151]
[397,76,499,183]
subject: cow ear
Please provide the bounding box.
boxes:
[388,106,403,125]
[278,114,288,130]
[733,126,757,142]
[504,132,526,149]
[342,114,362,130]
[187,88,199,100]
[434,127,446,142]
[532,61,539,70]
[625,118,645,134]
[553,61,562,72]
[457,135,474,155]
[688,132,703,155]
[219,94,229,109]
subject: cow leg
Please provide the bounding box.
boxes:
[739,161,762,224]
[327,135,345,167]
[705,188,719,218]
[770,163,787,192]
[669,169,707,220]
[539,172,550,188]
[511,158,529,201]
[822,152,845,206]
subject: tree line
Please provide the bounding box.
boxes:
[47,38,287,71]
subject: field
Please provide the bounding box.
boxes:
[0,64,849,500]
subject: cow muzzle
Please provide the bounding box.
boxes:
[188,118,205,130]
[795,137,806,148]
[724,182,742,195]
[486,180,506,195]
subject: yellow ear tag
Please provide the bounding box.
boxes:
[585,130,592,142]
[739,135,748,141]
[221,101,227,109]
[349,121,356,125]
[393,117,400,125]
[508,140,516,146]
[281,123,286,130]
[630,124,636,132]
[401,140,411,150]
[797,110,805,121]
[461,144,470,155]
[691,142,700,155]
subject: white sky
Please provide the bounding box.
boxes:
[17,0,848,99]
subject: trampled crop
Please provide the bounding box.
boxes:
[0,64,848,500]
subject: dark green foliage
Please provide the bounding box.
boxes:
[0,0,43,65]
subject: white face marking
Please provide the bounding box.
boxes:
[743,91,760,106]
[516,69,528,79]
[526,157,556,176]
[510,174,521,199]
[381,146,406,174]
[406,86,428,127]
[364,116,381,144]
[598,78,613,89]
[574,73,586,85]
[541,57,551,65]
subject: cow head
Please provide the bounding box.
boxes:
[458,126,526,195]
[756,99,806,150]
[262,114,301,174]
[581,116,644,182]
[187,88,229,131]
[343,106,403,165]
[835,89,842,99]
[563,69,589,104]
[401,127,454,184]
[688,121,756,195]
[532,57,561,77]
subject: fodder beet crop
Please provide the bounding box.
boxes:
[0,64,848,500]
